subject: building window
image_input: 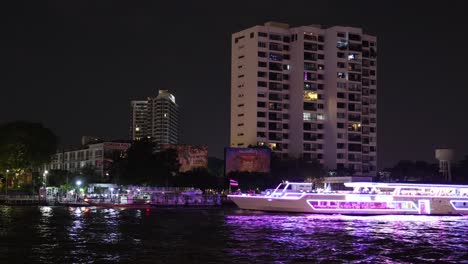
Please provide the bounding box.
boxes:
[304,52,317,61]
[304,91,318,101]
[304,43,318,51]
[303,112,317,121]
[269,34,282,41]
[304,102,317,111]
[304,62,317,71]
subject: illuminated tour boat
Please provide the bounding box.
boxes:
[228,182,468,215]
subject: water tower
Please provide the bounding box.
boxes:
[435,149,455,182]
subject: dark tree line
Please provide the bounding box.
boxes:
[382,157,468,184]
[0,122,58,193]
[227,153,327,191]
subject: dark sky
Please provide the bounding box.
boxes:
[2,1,468,168]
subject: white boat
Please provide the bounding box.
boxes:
[228,182,468,215]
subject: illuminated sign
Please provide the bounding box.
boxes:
[225,148,271,174]
[162,144,208,172]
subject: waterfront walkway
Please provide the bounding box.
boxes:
[0,194,232,207]
[0,195,44,205]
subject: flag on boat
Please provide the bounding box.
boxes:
[229,179,239,186]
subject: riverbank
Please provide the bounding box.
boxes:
[0,195,236,208]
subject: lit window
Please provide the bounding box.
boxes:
[348,53,358,61]
[135,127,140,131]
[350,123,361,131]
[304,91,318,101]
[303,112,312,121]
[317,114,325,120]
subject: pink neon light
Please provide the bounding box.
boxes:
[306,199,418,212]
[344,182,468,189]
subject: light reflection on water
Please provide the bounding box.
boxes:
[0,206,466,263]
[224,213,468,263]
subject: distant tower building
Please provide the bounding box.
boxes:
[435,148,455,182]
[130,100,148,140]
[230,22,377,176]
[147,90,179,145]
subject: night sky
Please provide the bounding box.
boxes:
[2,1,468,168]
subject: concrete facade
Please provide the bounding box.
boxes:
[230,22,377,176]
[129,90,179,145]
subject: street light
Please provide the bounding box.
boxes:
[75,180,83,202]
[42,170,49,200]
[43,170,49,186]
[5,169,9,196]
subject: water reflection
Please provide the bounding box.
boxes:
[224,213,468,263]
[0,206,466,263]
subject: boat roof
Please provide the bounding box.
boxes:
[344,182,468,189]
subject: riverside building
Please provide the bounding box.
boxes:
[43,140,131,179]
[230,22,377,176]
[129,90,179,145]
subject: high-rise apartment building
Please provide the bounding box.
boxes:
[129,90,179,145]
[130,100,148,140]
[230,22,377,176]
[147,90,179,145]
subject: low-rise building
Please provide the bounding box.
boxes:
[43,141,131,180]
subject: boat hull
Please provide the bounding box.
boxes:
[228,193,468,216]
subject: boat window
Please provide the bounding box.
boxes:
[276,184,287,190]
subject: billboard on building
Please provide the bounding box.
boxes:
[225,148,271,174]
[162,144,208,172]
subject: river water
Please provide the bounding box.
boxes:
[0,206,466,263]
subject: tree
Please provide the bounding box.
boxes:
[80,165,102,183]
[208,157,224,178]
[226,171,274,191]
[46,169,70,187]
[270,154,326,183]
[113,138,158,185]
[154,148,180,186]
[111,139,180,186]
[0,122,58,190]
[303,159,326,185]
[453,155,468,183]
[390,160,439,182]
[175,168,218,190]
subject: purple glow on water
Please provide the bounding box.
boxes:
[224,212,468,263]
